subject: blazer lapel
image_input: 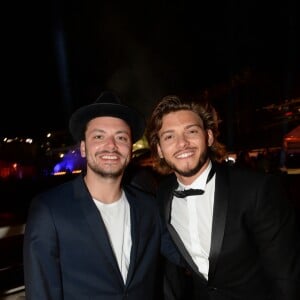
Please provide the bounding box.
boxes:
[208,165,228,281]
[124,189,139,286]
[73,176,123,283]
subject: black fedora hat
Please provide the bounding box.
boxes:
[69,91,145,143]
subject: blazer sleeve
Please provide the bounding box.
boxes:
[156,175,184,267]
[251,173,300,300]
[23,196,63,300]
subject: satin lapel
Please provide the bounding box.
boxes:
[73,176,123,283]
[208,165,229,281]
[165,180,206,279]
[167,223,201,275]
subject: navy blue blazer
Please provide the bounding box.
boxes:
[159,163,300,300]
[23,175,180,300]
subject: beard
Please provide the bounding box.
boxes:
[164,147,209,178]
[87,151,130,179]
[89,164,125,178]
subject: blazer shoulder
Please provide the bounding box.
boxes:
[220,163,287,191]
[32,175,83,205]
[124,183,157,202]
[159,173,177,189]
[220,162,265,178]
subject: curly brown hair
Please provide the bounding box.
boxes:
[145,95,227,174]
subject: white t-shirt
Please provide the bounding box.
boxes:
[93,191,131,283]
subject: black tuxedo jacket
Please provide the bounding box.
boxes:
[23,175,180,300]
[158,163,300,300]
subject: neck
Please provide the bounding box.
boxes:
[84,173,123,204]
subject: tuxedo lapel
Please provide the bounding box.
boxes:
[163,166,229,282]
[165,179,206,280]
[208,165,228,281]
[167,223,201,275]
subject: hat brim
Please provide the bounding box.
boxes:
[69,102,145,143]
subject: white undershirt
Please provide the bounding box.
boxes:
[171,161,215,280]
[93,191,131,283]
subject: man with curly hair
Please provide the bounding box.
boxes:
[146,95,300,300]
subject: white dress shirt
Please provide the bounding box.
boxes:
[171,161,215,280]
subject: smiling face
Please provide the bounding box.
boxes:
[157,110,214,185]
[80,116,132,179]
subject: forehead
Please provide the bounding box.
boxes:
[87,116,131,131]
[160,110,203,130]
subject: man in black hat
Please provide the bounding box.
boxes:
[23,91,180,300]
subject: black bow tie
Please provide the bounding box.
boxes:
[173,166,215,198]
[173,188,204,198]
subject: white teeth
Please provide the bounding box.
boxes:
[101,155,118,160]
[176,152,192,158]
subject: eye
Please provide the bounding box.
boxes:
[116,135,129,143]
[94,134,105,140]
[186,127,200,136]
[164,134,174,141]
[189,129,198,134]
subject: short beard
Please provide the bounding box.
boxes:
[94,167,125,179]
[87,159,128,179]
[165,148,209,178]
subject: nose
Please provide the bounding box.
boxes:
[105,136,118,149]
[177,133,189,147]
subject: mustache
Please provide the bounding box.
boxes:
[96,150,123,157]
[173,146,197,157]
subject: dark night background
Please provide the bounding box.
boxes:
[1,2,299,297]
[2,0,300,150]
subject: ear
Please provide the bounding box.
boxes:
[207,129,214,147]
[157,144,164,159]
[80,141,86,158]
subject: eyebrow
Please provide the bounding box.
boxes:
[159,130,173,139]
[115,130,131,136]
[185,124,203,130]
[160,124,202,136]
[89,128,131,136]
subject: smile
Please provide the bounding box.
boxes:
[101,155,119,160]
[175,151,194,159]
